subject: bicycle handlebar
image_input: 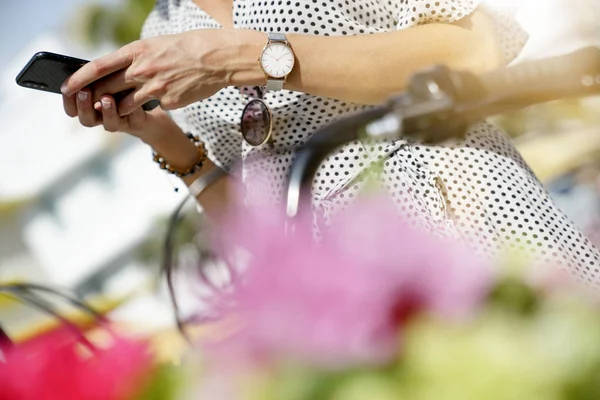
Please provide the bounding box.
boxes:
[287,46,600,217]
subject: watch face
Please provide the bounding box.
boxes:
[260,42,295,78]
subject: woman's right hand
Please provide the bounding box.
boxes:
[62,87,174,144]
[62,86,214,178]
[62,86,232,222]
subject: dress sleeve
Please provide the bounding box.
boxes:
[395,0,480,29]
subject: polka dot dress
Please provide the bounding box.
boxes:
[141,0,600,284]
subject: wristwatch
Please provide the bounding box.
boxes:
[259,32,295,91]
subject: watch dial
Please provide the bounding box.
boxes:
[261,42,295,78]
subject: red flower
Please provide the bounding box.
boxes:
[0,328,154,400]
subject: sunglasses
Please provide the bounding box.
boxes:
[240,86,273,147]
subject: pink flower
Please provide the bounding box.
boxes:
[204,195,491,369]
[0,328,154,400]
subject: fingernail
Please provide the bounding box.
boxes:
[77,91,88,101]
[60,82,69,95]
[101,99,112,110]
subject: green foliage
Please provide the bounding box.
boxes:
[135,209,209,268]
[488,276,540,315]
[134,363,184,400]
[494,97,600,138]
[78,0,156,46]
[234,271,600,400]
[561,359,600,400]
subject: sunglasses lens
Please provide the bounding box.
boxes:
[241,99,271,146]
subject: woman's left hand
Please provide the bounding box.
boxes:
[61,29,265,116]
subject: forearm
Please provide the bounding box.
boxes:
[229,10,504,105]
[141,120,231,223]
[182,160,231,224]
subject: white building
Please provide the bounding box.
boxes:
[0,31,187,322]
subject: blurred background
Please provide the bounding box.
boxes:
[0,0,196,350]
[0,0,598,351]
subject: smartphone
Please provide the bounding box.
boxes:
[15,51,160,111]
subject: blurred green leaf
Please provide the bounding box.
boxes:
[135,209,208,268]
[134,363,184,400]
[75,0,156,47]
[488,276,540,316]
[495,97,599,139]
[562,359,600,400]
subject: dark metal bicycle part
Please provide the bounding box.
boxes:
[286,46,600,218]
[162,195,194,344]
[0,282,112,354]
[0,324,12,355]
[286,106,390,217]
[1,283,108,323]
[0,287,97,353]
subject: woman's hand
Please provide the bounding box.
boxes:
[62,85,224,185]
[60,29,267,116]
[62,70,233,224]
[62,88,176,144]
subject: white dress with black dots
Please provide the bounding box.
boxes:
[141,0,600,284]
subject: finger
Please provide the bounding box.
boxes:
[62,94,77,118]
[76,89,100,128]
[91,70,133,104]
[117,88,154,117]
[61,43,137,96]
[99,96,122,132]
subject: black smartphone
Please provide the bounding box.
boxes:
[15,51,160,111]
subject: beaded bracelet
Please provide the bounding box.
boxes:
[152,133,207,178]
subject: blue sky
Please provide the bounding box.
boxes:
[0,0,119,66]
